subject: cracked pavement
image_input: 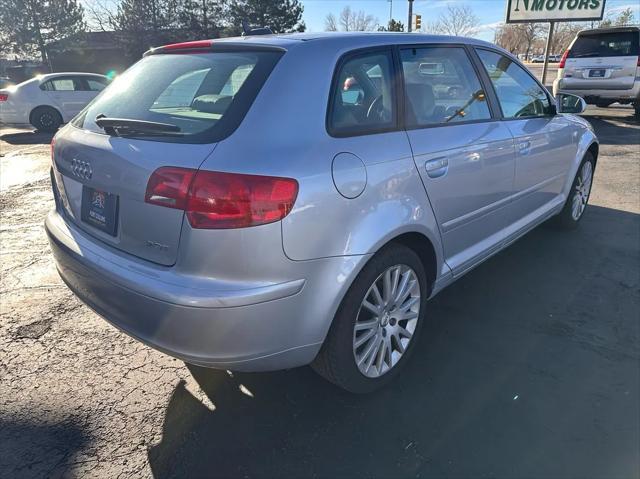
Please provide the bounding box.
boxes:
[1,105,639,479]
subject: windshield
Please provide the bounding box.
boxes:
[73,50,282,143]
[569,31,639,58]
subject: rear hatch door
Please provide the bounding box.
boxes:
[52,47,283,266]
[54,130,215,266]
[563,29,639,90]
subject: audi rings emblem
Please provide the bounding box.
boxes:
[71,158,93,180]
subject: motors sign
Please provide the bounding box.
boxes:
[506,0,606,23]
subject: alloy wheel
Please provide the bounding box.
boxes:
[571,161,593,221]
[353,264,421,378]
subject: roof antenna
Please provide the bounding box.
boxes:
[241,20,273,36]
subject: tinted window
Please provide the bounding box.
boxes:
[401,47,491,127]
[329,50,395,135]
[73,51,282,143]
[477,50,550,119]
[569,31,639,58]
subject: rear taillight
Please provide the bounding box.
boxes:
[145,166,194,210]
[637,56,640,67]
[145,168,298,229]
[0,93,8,102]
[50,137,55,163]
[559,50,570,68]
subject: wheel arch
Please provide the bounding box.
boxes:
[586,141,599,167]
[385,232,438,297]
[562,128,599,197]
[29,104,63,125]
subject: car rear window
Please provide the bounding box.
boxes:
[73,50,282,143]
[569,31,639,58]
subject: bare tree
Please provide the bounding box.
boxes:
[495,21,547,59]
[495,23,521,54]
[324,6,377,32]
[425,5,479,37]
[518,22,543,60]
[324,12,337,31]
[599,7,635,28]
[614,7,634,26]
[547,22,583,54]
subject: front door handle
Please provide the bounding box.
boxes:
[517,140,532,155]
[425,157,449,178]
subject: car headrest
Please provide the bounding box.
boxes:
[192,95,233,114]
[405,83,435,125]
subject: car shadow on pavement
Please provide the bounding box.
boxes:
[582,108,640,146]
[0,130,54,145]
[0,417,90,478]
[148,205,639,479]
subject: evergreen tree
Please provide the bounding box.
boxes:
[0,0,85,66]
[177,0,224,39]
[227,0,305,35]
[113,0,181,59]
[378,19,404,32]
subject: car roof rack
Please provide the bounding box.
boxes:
[242,20,273,36]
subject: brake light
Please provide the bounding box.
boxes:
[0,93,8,102]
[145,168,298,229]
[50,137,55,162]
[145,167,195,209]
[559,50,570,68]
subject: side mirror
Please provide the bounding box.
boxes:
[556,93,587,114]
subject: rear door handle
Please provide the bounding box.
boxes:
[425,157,448,178]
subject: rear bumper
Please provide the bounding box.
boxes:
[45,209,364,371]
[553,79,640,102]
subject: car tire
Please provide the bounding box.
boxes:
[312,243,428,393]
[553,151,595,229]
[30,106,62,132]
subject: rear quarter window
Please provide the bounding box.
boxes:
[72,50,282,143]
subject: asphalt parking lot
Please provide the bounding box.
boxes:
[1,104,638,478]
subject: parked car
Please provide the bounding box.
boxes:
[0,72,110,131]
[553,26,640,117]
[47,33,598,393]
[531,55,545,63]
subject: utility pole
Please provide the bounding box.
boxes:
[541,21,555,87]
[408,0,414,32]
[388,0,393,24]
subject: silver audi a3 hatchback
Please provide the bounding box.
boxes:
[47,33,598,393]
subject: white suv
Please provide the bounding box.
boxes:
[553,26,640,118]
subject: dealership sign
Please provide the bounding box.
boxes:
[506,0,606,23]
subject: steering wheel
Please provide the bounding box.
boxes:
[366,95,385,121]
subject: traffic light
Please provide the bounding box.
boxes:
[412,14,422,31]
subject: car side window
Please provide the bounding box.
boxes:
[329,50,395,136]
[41,77,83,92]
[52,78,77,91]
[476,49,550,119]
[400,46,491,127]
[86,78,108,91]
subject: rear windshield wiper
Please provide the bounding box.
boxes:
[95,115,182,137]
